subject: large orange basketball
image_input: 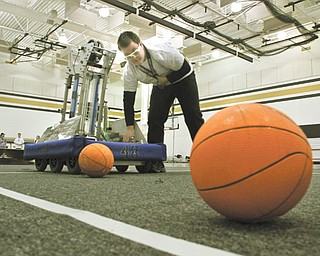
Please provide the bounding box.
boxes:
[78,143,114,178]
[190,103,313,223]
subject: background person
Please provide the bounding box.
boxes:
[34,135,40,143]
[0,132,6,157]
[0,133,6,148]
[14,132,24,149]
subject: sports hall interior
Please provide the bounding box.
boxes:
[0,0,320,255]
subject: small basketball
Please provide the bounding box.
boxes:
[190,103,313,223]
[78,143,114,178]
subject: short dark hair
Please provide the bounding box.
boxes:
[117,31,141,50]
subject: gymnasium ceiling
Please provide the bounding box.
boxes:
[0,0,319,73]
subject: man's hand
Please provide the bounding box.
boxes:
[156,76,168,86]
[123,125,135,142]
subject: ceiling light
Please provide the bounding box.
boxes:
[59,30,68,44]
[277,31,287,40]
[231,2,242,13]
[99,7,110,17]
[211,50,220,59]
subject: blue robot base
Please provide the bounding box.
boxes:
[23,136,166,173]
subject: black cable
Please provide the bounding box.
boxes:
[139,0,319,58]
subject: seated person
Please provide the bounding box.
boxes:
[0,133,6,148]
[14,132,24,149]
[34,135,40,143]
[0,132,6,158]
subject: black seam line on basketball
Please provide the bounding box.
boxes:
[256,156,310,221]
[191,126,309,157]
[84,157,106,172]
[86,145,109,171]
[197,152,311,192]
[96,144,111,169]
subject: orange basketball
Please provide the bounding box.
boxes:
[190,103,313,223]
[78,143,114,178]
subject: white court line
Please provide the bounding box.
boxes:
[0,172,40,174]
[0,187,240,256]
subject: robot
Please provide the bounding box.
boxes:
[24,40,166,174]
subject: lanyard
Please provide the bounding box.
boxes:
[137,45,158,79]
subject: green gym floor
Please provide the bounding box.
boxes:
[0,162,319,256]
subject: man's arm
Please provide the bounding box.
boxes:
[156,59,191,86]
[166,59,191,84]
[123,91,136,142]
[123,91,136,126]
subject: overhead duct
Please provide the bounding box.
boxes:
[129,15,156,31]
[263,14,293,32]
[5,0,28,7]
[129,15,157,39]
[64,0,80,18]
[55,53,68,66]
[100,0,253,62]
[67,8,98,29]
[0,40,10,54]
[183,43,202,58]
[108,11,126,31]
[218,0,236,8]
[47,10,58,25]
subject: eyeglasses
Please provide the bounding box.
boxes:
[124,44,142,61]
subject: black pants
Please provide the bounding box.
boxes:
[147,72,204,143]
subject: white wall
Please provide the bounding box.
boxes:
[196,41,320,98]
[0,58,65,98]
[0,52,125,138]
[0,54,64,138]
[164,39,320,160]
[0,107,60,139]
[1,39,320,157]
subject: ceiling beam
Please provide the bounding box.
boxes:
[0,0,117,43]
[100,0,253,62]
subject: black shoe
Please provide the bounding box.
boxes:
[150,161,166,173]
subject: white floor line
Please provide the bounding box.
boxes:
[0,172,39,174]
[0,187,241,256]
